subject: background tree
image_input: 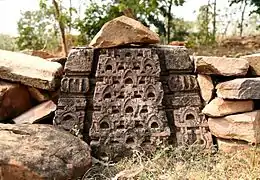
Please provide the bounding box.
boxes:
[16,10,59,51]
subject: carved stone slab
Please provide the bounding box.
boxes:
[53,48,93,139]
[90,47,170,161]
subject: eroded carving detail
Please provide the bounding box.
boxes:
[54,48,93,139]
[90,48,170,161]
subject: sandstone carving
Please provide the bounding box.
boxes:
[197,74,214,103]
[216,77,260,99]
[90,47,170,161]
[208,110,260,144]
[202,97,253,117]
[0,81,32,122]
[195,56,249,76]
[54,48,93,140]
[13,100,56,124]
[55,45,212,161]
[0,124,91,180]
[0,49,63,90]
[89,16,160,48]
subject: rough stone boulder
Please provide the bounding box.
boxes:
[0,49,63,90]
[241,53,260,76]
[197,74,214,103]
[216,77,260,99]
[89,15,160,48]
[0,81,32,122]
[0,124,92,180]
[194,56,249,76]
[208,110,260,144]
[202,97,253,117]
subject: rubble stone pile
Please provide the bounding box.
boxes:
[195,55,260,152]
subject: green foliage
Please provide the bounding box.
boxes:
[75,2,121,45]
[75,0,187,44]
[187,4,215,47]
[0,34,18,51]
[16,10,59,50]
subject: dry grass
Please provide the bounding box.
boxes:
[83,145,260,180]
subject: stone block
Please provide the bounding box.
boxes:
[208,110,260,144]
[89,16,160,48]
[241,53,260,76]
[216,78,260,99]
[195,56,249,76]
[217,138,251,153]
[64,48,93,74]
[0,49,63,90]
[202,97,253,117]
[13,100,56,124]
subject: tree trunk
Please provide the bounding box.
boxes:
[167,0,173,44]
[52,0,68,57]
[240,0,248,37]
[205,0,210,43]
[212,0,217,42]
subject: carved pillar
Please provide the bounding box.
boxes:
[54,48,93,139]
[154,45,212,148]
[90,48,170,161]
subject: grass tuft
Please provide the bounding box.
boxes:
[83,145,260,180]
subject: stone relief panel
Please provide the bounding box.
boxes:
[90,47,170,161]
[53,45,212,161]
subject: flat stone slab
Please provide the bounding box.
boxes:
[202,97,253,117]
[194,56,249,76]
[216,77,260,99]
[208,110,260,144]
[0,124,91,179]
[217,138,251,153]
[0,50,63,90]
[12,100,57,124]
[89,15,160,48]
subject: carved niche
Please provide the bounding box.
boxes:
[90,48,170,161]
[53,48,93,139]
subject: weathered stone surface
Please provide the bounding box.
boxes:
[0,49,63,90]
[217,138,250,153]
[0,81,32,122]
[0,124,91,180]
[54,48,93,139]
[28,87,50,103]
[64,48,93,74]
[197,74,214,103]
[168,75,199,92]
[89,16,160,48]
[208,110,260,143]
[194,56,249,76]
[153,45,193,72]
[12,100,57,124]
[216,77,260,99]
[202,97,253,117]
[90,47,170,161]
[241,53,260,76]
